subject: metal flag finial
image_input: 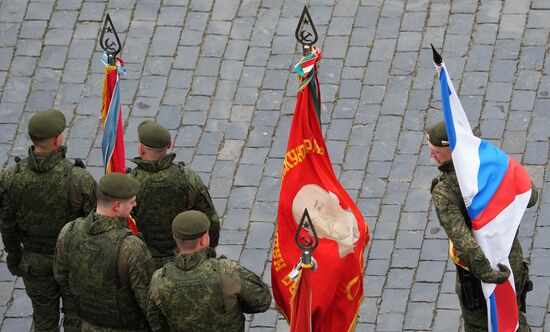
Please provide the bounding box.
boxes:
[100,14,122,65]
[295,6,318,55]
[295,208,319,265]
[431,43,442,66]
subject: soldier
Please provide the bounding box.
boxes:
[0,108,96,332]
[54,173,155,332]
[128,120,220,268]
[427,121,536,332]
[147,210,272,332]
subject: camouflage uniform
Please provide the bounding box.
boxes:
[0,146,96,332]
[129,153,220,268]
[431,160,537,332]
[147,247,272,332]
[54,212,156,332]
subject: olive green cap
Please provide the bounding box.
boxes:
[172,210,211,240]
[28,109,66,138]
[426,121,449,147]
[137,120,171,148]
[98,173,140,199]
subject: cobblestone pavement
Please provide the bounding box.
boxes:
[0,0,549,331]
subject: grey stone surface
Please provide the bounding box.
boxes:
[1,1,549,331]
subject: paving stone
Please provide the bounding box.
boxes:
[385,268,414,289]
[379,288,409,314]
[431,308,461,332]
[410,282,439,302]
[391,249,420,268]
[376,312,404,332]
[0,318,32,332]
[403,302,435,330]
[5,289,32,317]
[245,222,274,249]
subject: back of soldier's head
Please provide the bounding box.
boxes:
[28,109,66,149]
[172,211,211,252]
[137,121,171,160]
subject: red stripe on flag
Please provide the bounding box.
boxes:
[472,158,531,230]
[290,267,312,332]
[494,281,519,332]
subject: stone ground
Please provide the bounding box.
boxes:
[0,0,550,331]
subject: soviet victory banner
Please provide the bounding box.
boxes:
[271,46,370,331]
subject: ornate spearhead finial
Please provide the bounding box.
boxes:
[295,6,318,55]
[431,43,443,66]
[295,208,319,265]
[100,14,122,65]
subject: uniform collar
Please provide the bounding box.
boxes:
[438,159,455,173]
[174,247,215,271]
[28,146,67,173]
[86,212,129,235]
[131,153,175,172]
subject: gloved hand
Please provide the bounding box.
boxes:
[6,252,22,277]
[480,263,510,284]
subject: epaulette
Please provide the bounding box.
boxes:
[74,158,85,168]
[178,161,186,172]
[13,156,21,163]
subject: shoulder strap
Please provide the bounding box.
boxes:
[116,231,133,288]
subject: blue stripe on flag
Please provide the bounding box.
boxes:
[467,140,509,219]
[439,68,457,150]
[489,293,498,332]
[101,79,121,172]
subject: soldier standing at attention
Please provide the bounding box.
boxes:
[0,108,96,332]
[129,120,220,268]
[147,210,272,332]
[427,121,537,332]
[54,173,155,332]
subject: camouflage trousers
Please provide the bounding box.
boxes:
[456,270,531,332]
[81,320,150,332]
[19,252,80,332]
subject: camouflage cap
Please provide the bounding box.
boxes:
[98,173,140,199]
[172,210,211,240]
[137,120,171,148]
[28,109,66,138]
[426,121,449,147]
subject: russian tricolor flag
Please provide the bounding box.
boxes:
[437,62,532,332]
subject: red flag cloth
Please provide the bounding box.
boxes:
[101,56,126,174]
[100,54,137,235]
[290,264,312,332]
[272,48,370,332]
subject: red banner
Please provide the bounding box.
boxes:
[272,50,369,331]
[101,56,137,235]
[290,265,312,332]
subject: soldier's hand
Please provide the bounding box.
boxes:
[6,255,22,277]
[481,263,510,284]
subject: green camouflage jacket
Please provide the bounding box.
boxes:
[431,160,538,284]
[54,212,155,327]
[0,146,96,275]
[147,247,272,332]
[129,153,220,258]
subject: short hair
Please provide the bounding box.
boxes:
[29,134,55,148]
[140,144,167,159]
[96,187,118,206]
[174,236,201,251]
